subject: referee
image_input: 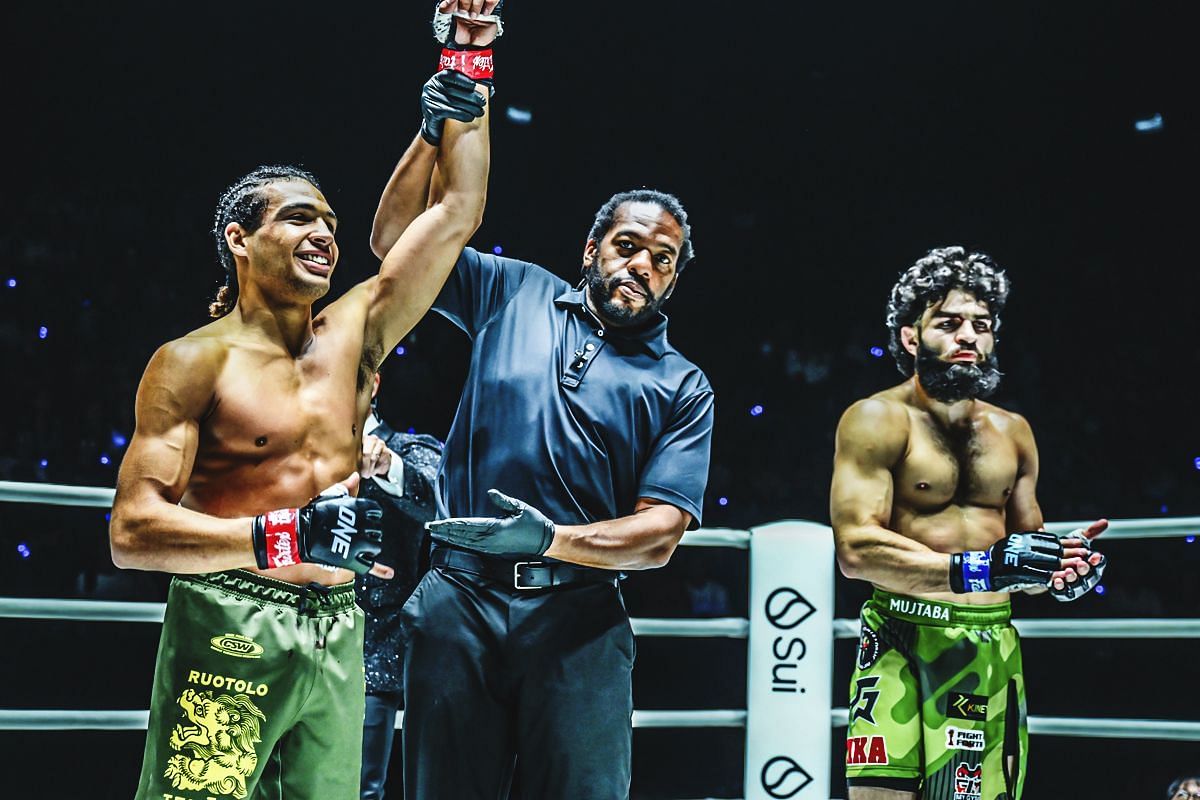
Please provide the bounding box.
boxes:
[371,179,713,797]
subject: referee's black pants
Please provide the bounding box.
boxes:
[400,563,635,800]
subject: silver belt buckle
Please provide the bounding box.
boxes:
[513,561,545,590]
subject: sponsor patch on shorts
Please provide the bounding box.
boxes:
[210,633,264,659]
[945,726,985,751]
[947,691,988,721]
[849,676,881,726]
[845,734,888,765]
[953,761,982,800]
[857,623,881,669]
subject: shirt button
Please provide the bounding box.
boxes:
[585,343,595,351]
[597,330,605,337]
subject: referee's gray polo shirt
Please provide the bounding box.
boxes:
[432,247,715,535]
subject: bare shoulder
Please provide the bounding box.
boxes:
[836,389,911,456]
[981,402,1035,441]
[141,327,231,410]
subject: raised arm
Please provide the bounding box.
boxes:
[109,339,257,573]
[830,399,957,594]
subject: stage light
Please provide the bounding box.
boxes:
[17,543,30,559]
[112,432,128,448]
[718,497,729,507]
[1094,584,1105,595]
[395,345,407,356]
[38,326,48,339]
[750,405,764,417]
[505,106,532,124]
[6,278,15,288]
[869,346,884,358]
[1134,113,1163,133]
[39,459,48,468]
[493,245,503,255]
[100,454,110,465]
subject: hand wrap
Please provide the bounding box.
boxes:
[433,1,502,84]
[949,531,1062,593]
[253,486,384,574]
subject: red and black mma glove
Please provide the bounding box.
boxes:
[252,489,384,574]
[432,0,502,89]
[949,531,1062,593]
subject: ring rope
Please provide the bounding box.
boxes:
[6,708,1196,740]
[3,482,1197,747]
[7,599,1199,642]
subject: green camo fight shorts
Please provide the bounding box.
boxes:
[135,570,365,800]
[845,589,1027,800]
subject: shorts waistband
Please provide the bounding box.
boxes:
[869,588,1011,627]
[178,569,357,614]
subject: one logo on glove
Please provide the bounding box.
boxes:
[330,504,357,559]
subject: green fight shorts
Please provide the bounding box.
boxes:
[845,589,1028,800]
[134,570,365,800]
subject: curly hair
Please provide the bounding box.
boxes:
[208,165,321,317]
[586,188,695,272]
[886,246,1010,376]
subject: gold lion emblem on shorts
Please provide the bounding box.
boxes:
[163,688,265,799]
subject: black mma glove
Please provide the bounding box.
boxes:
[420,69,487,146]
[253,484,384,574]
[426,489,555,556]
[1050,529,1108,602]
[949,531,1062,593]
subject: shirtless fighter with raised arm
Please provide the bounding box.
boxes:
[109,5,495,795]
[830,247,1107,800]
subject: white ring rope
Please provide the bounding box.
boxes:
[2,480,1197,748]
[7,599,1198,642]
[7,707,1197,740]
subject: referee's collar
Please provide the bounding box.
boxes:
[554,287,669,359]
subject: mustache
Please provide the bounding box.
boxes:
[611,272,650,298]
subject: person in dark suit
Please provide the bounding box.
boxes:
[357,373,442,800]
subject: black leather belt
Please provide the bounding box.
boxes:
[431,548,620,591]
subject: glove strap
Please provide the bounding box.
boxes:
[438,47,494,82]
[253,508,302,570]
[950,551,992,593]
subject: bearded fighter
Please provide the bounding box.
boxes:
[830,247,1108,799]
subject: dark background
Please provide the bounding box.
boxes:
[2,1,1197,797]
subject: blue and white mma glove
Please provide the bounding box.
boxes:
[1049,529,1107,602]
[949,531,1062,593]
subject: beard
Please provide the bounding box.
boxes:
[915,342,1003,403]
[583,259,667,327]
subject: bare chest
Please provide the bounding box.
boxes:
[201,348,368,471]
[894,416,1019,511]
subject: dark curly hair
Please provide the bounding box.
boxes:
[208,165,321,317]
[886,246,1009,376]
[586,188,695,272]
